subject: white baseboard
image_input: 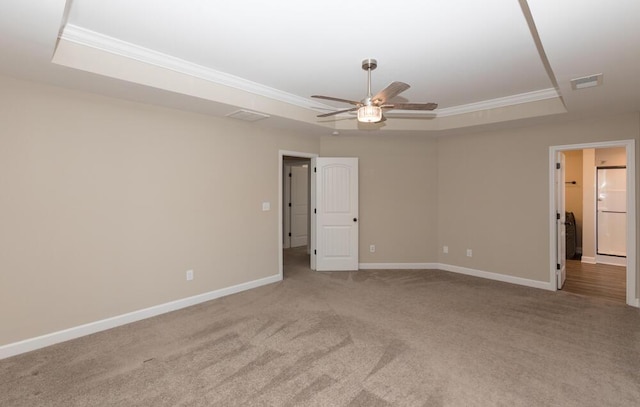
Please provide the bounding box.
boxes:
[359,263,438,270]
[0,274,281,360]
[438,263,554,291]
[596,254,627,267]
[581,256,597,264]
[358,262,553,291]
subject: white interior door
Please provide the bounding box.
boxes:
[311,157,359,271]
[556,152,567,289]
[290,165,309,247]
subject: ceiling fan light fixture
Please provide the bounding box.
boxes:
[357,105,382,123]
[312,59,437,123]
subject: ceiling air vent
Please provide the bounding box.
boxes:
[226,109,270,122]
[570,73,603,90]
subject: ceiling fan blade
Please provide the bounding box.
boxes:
[317,107,359,118]
[371,81,410,105]
[311,95,361,106]
[383,102,438,111]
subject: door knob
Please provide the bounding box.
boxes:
[353,218,358,222]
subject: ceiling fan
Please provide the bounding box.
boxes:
[312,59,438,123]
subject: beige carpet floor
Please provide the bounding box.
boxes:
[1,247,640,406]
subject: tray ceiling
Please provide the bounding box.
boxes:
[1,0,639,135]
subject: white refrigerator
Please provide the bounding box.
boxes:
[597,167,627,257]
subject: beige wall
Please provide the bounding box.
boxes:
[0,75,320,345]
[320,134,439,263]
[596,147,627,167]
[437,113,640,282]
[564,150,583,251]
[2,72,639,348]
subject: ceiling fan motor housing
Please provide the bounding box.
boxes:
[362,58,377,71]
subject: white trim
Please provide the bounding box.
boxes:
[435,88,560,117]
[278,150,318,279]
[624,142,637,306]
[345,88,558,119]
[60,24,333,111]
[581,256,597,264]
[549,140,637,307]
[283,164,292,250]
[358,263,553,290]
[549,146,560,290]
[306,88,560,120]
[59,24,560,119]
[0,274,280,360]
[438,264,555,291]
[359,263,438,270]
[596,255,627,267]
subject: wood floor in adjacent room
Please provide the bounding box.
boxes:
[562,259,626,304]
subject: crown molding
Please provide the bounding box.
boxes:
[59,24,560,119]
[435,88,560,117]
[59,24,334,111]
[311,88,560,119]
[331,87,560,119]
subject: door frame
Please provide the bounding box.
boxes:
[283,163,292,249]
[556,151,567,289]
[278,150,318,280]
[548,139,637,307]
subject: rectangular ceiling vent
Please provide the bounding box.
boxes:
[570,73,603,90]
[226,109,270,122]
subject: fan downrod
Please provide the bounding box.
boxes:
[361,58,377,71]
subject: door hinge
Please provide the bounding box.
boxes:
[556,212,560,220]
[556,263,561,270]
[314,250,317,255]
[314,167,316,173]
[288,173,292,177]
[556,162,561,170]
[288,233,292,237]
[314,208,317,214]
[288,202,291,207]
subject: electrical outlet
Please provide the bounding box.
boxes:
[186,269,194,281]
[369,244,376,253]
[443,245,448,254]
[466,249,473,257]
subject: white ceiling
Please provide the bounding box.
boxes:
[1,0,639,136]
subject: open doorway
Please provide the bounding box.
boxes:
[550,140,637,307]
[283,157,311,251]
[278,151,360,278]
[562,148,627,302]
[278,151,317,279]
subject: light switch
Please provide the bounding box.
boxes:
[262,201,271,211]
